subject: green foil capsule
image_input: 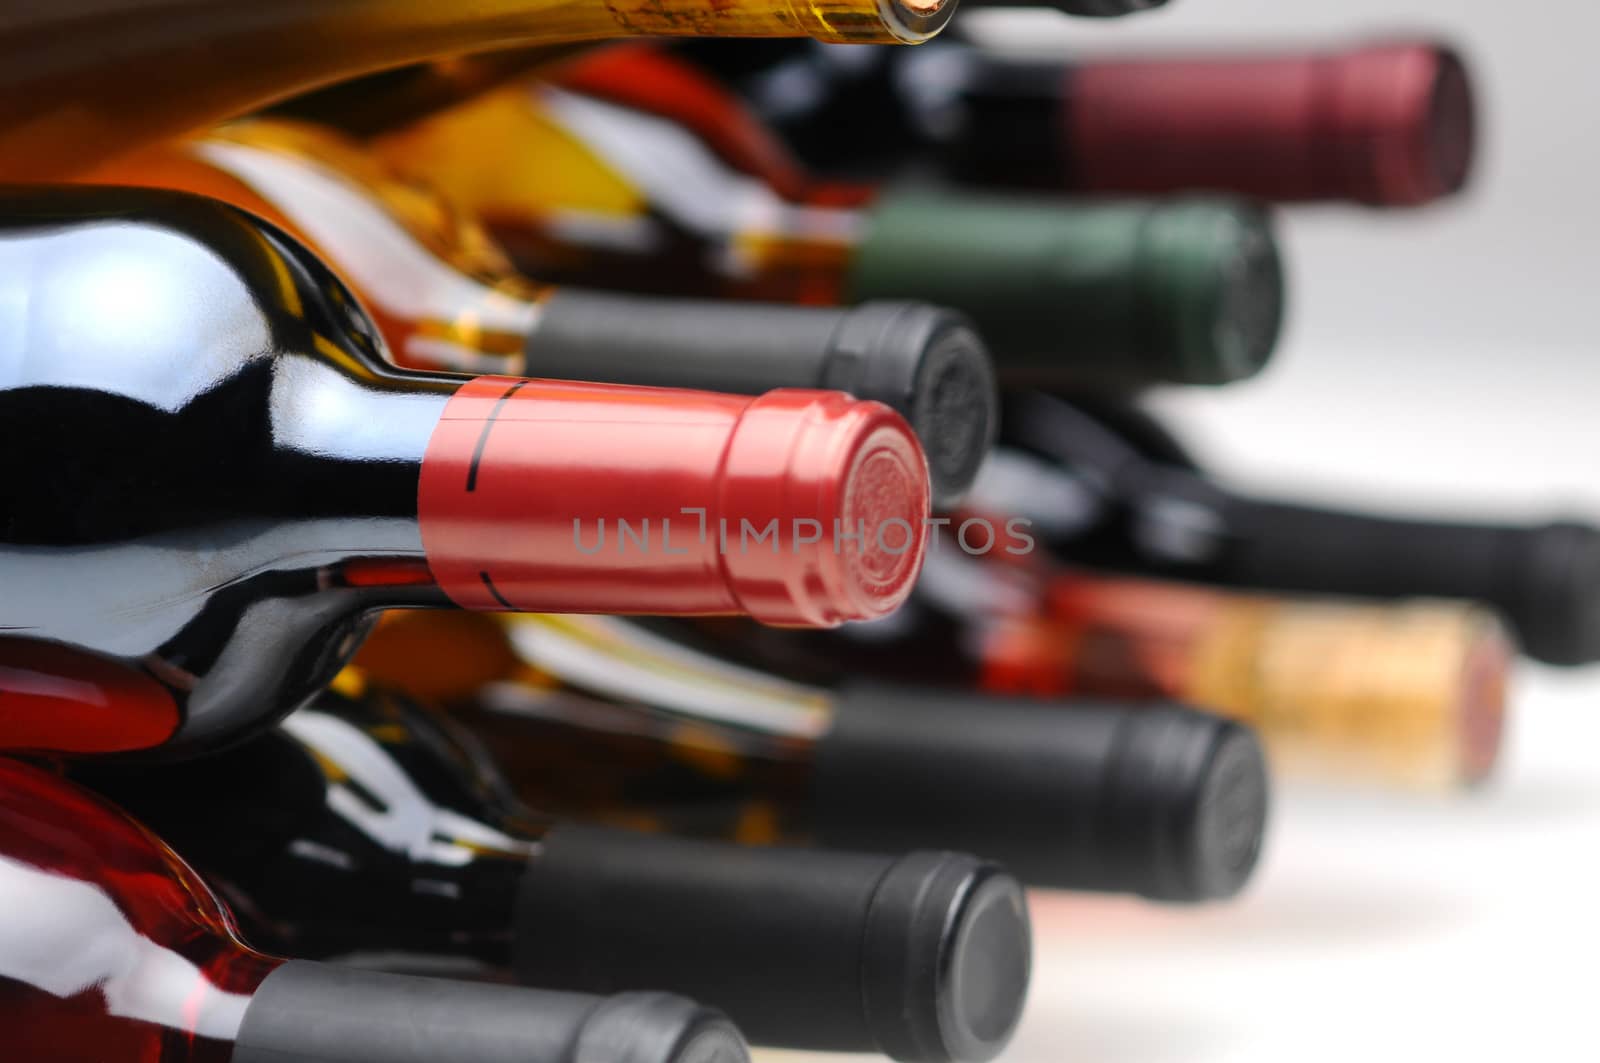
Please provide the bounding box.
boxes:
[847,193,1286,389]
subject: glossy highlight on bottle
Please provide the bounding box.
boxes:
[0,761,754,1063]
[0,0,956,181]
[372,68,1285,388]
[91,119,988,509]
[351,609,1271,900]
[0,757,281,1062]
[0,186,930,759]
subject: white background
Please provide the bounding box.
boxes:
[767,1,1600,1060]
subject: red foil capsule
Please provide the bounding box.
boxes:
[1067,42,1477,207]
[418,377,929,627]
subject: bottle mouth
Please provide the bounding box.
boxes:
[936,866,1033,1061]
[577,992,752,1063]
[876,0,958,44]
[1508,520,1600,667]
[1331,43,1479,206]
[1457,611,1513,787]
[719,390,930,627]
[1185,722,1272,900]
[863,853,1032,1063]
[665,1015,752,1063]
[911,316,999,511]
[1139,201,1286,386]
[836,302,998,511]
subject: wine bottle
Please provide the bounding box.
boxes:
[680,548,1514,790]
[269,47,592,139]
[91,120,997,508]
[268,0,1170,139]
[0,756,747,1063]
[0,0,954,182]
[664,37,1476,206]
[992,391,1600,666]
[370,70,1286,389]
[0,186,931,758]
[350,609,1270,901]
[81,683,1031,1062]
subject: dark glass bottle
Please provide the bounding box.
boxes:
[0,186,930,759]
[83,685,1033,1063]
[373,54,1286,390]
[351,610,1270,901]
[91,120,997,508]
[0,756,747,1063]
[666,37,1476,207]
[989,391,1600,667]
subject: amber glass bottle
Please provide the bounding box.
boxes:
[371,63,1285,389]
[89,119,998,507]
[0,758,747,1063]
[350,609,1271,902]
[0,0,953,181]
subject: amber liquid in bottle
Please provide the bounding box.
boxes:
[371,75,865,305]
[0,0,952,181]
[351,611,821,843]
[89,118,552,375]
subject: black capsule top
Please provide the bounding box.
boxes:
[233,962,749,1063]
[515,828,1031,1063]
[528,293,997,508]
[812,684,1271,901]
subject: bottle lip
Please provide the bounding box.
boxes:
[1112,709,1270,902]
[1457,609,1513,787]
[720,390,930,627]
[577,992,752,1063]
[906,313,999,511]
[875,0,959,44]
[862,853,1032,1063]
[1514,520,1600,666]
[1135,200,1286,386]
[833,302,998,510]
[933,864,1033,1061]
[1326,42,1478,206]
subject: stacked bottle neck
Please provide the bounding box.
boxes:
[0,758,282,1062]
[90,119,549,376]
[0,187,931,759]
[667,37,1477,206]
[373,78,868,304]
[860,551,1513,790]
[352,611,823,841]
[349,607,1272,901]
[376,70,1286,388]
[81,685,544,971]
[0,0,954,181]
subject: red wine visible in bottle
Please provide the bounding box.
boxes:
[0,757,748,1063]
[82,684,1032,1062]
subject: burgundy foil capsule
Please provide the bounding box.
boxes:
[419,379,930,627]
[1067,41,1478,207]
